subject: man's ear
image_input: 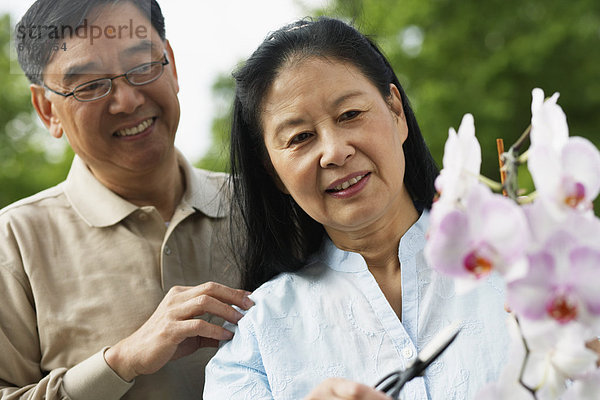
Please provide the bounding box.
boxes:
[31,84,63,138]
[164,40,179,94]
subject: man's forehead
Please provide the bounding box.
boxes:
[43,2,160,80]
[63,41,161,83]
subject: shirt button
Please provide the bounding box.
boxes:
[164,246,172,255]
[402,346,414,359]
[138,212,148,221]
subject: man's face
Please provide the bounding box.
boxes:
[35,2,180,182]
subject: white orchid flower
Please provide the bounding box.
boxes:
[528,88,600,215]
[434,113,481,203]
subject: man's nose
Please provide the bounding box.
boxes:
[108,78,145,114]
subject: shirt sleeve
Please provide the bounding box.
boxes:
[203,319,273,400]
[0,261,133,400]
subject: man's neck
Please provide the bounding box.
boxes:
[89,153,186,221]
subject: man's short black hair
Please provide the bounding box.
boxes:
[15,0,166,85]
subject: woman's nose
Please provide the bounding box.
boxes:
[319,129,355,168]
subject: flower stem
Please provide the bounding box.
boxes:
[478,175,504,192]
[518,150,529,164]
[511,125,532,153]
[514,316,537,399]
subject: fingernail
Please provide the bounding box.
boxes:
[223,329,234,340]
[243,296,255,309]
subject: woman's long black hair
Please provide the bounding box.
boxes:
[230,17,439,291]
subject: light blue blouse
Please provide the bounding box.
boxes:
[204,213,510,399]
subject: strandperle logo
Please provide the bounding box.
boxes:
[16,18,148,48]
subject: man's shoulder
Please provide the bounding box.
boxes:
[190,167,230,187]
[0,183,67,221]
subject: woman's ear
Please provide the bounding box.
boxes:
[389,84,405,122]
[31,84,63,138]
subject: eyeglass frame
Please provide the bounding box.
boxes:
[43,52,170,102]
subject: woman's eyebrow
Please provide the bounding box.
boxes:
[331,90,365,108]
[273,117,307,137]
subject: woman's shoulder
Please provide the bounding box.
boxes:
[251,262,328,302]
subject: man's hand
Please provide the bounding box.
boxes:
[104,282,253,381]
[304,378,392,400]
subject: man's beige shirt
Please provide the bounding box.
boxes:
[0,153,238,399]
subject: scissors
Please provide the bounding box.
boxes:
[373,321,462,399]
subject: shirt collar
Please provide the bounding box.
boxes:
[177,151,229,219]
[318,211,429,273]
[64,151,228,228]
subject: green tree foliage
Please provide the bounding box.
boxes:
[195,74,235,172]
[200,0,599,211]
[314,0,600,210]
[0,14,72,209]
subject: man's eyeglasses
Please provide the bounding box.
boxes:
[44,53,170,102]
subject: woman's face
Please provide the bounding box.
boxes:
[261,57,413,234]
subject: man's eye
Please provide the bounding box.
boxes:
[339,110,361,121]
[290,132,312,145]
[78,81,106,93]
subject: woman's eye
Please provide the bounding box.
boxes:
[339,110,361,121]
[290,132,312,145]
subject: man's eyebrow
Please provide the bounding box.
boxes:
[62,61,99,86]
[121,40,159,59]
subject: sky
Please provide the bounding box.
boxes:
[0,0,328,162]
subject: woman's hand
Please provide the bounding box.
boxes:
[303,378,392,400]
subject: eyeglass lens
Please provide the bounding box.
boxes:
[73,62,164,101]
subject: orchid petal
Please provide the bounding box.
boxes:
[570,247,600,315]
[562,137,600,203]
[562,370,600,400]
[528,144,562,201]
[507,252,555,319]
[530,89,568,151]
[425,209,471,277]
[477,194,530,264]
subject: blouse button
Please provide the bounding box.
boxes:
[402,346,414,359]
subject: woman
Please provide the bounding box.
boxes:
[204,18,509,399]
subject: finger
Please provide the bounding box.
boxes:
[181,294,245,324]
[177,318,234,342]
[330,380,391,400]
[198,337,220,348]
[305,378,391,400]
[190,282,255,310]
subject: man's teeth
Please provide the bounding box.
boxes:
[116,118,153,137]
[332,174,366,191]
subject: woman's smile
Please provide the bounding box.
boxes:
[325,172,371,198]
[262,56,413,233]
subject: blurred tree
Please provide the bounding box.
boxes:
[200,0,600,212]
[314,0,600,210]
[195,74,235,173]
[0,14,73,209]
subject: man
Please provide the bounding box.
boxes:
[0,0,251,398]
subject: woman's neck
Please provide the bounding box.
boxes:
[326,190,420,275]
